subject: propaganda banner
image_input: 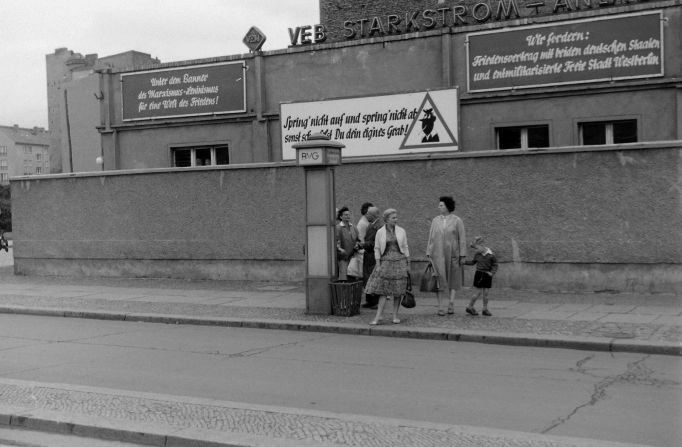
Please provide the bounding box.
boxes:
[467,11,663,92]
[121,61,246,121]
[281,89,459,160]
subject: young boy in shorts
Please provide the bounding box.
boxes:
[464,236,498,316]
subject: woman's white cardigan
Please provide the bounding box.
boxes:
[374,225,409,260]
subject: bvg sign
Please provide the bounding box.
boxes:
[296,147,342,166]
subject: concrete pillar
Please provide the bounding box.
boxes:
[293,133,344,314]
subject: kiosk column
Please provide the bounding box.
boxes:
[293,133,345,315]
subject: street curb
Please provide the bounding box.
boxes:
[0,377,662,447]
[0,305,679,356]
[1,411,250,447]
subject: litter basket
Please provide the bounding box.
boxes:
[329,280,363,316]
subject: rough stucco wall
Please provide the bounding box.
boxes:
[334,147,681,265]
[12,165,304,261]
[11,145,680,266]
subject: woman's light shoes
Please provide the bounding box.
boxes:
[370,318,400,325]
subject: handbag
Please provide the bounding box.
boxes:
[347,251,363,278]
[419,261,439,292]
[401,272,416,308]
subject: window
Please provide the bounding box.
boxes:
[171,145,229,167]
[36,153,42,161]
[35,167,42,174]
[579,119,637,145]
[0,160,7,170]
[0,146,7,155]
[496,125,549,150]
[0,173,8,183]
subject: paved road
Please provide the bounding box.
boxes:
[1,314,679,446]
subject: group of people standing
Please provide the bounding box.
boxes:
[336,196,498,325]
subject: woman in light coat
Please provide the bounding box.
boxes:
[426,196,466,315]
[364,208,410,325]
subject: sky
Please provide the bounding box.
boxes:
[0,0,319,129]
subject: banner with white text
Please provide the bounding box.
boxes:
[467,11,663,92]
[281,89,459,160]
[121,61,246,121]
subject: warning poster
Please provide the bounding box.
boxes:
[280,89,459,160]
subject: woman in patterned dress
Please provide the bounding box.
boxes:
[364,208,410,325]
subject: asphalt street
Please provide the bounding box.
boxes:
[0,314,679,447]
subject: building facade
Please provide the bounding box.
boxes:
[46,48,160,173]
[0,125,50,185]
[11,0,682,293]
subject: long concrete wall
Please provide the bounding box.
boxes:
[11,142,682,293]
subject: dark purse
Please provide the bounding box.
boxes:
[419,261,439,292]
[401,272,416,308]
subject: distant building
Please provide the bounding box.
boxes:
[45,48,160,173]
[0,125,50,185]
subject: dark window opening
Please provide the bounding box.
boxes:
[496,125,549,150]
[215,145,230,165]
[581,122,606,146]
[613,120,638,144]
[498,127,521,150]
[580,120,637,145]
[174,149,191,167]
[195,148,211,166]
[171,144,229,167]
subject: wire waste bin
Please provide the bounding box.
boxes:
[329,280,363,316]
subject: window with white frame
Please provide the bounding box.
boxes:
[0,160,7,169]
[496,125,550,150]
[171,144,229,167]
[35,167,42,174]
[579,119,637,145]
[0,146,7,155]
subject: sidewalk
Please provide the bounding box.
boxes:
[0,265,679,356]
[0,265,679,447]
